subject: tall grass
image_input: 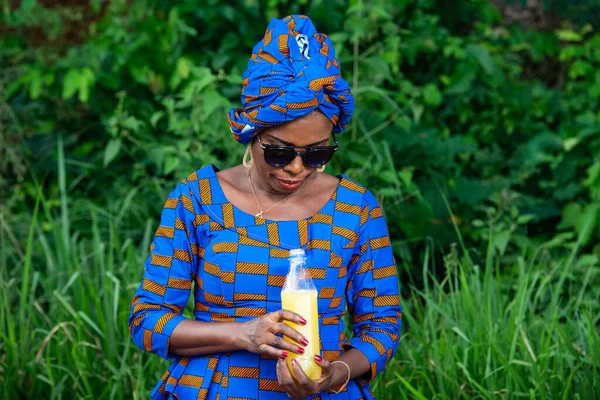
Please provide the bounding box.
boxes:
[377,238,600,399]
[1,148,599,399]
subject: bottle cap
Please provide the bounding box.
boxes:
[289,248,305,258]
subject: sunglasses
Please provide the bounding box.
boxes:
[256,134,339,168]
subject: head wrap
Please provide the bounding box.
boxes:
[228,15,354,145]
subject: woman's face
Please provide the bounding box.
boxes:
[250,111,334,195]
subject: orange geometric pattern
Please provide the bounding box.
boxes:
[269,248,289,258]
[172,249,192,263]
[150,254,172,268]
[287,98,320,110]
[309,76,336,91]
[277,34,289,57]
[268,104,287,114]
[178,375,204,387]
[143,279,166,296]
[259,378,284,391]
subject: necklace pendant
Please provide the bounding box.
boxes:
[255,211,263,219]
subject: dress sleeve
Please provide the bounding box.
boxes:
[345,191,402,383]
[128,181,201,360]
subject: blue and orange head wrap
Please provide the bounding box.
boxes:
[228,15,354,145]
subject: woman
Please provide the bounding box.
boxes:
[129,15,401,400]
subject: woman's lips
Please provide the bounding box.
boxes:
[277,178,302,190]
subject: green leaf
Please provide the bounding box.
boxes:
[556,29,583,42]
[20,0,36,12]
[563,137,580,152]
[121,116,141,133]
[394,373,428,400]
[150,112,164,128]
[422,84,442,107]
[77,311,104,338]
[445,64,477,95]
[452,326,472,344]
[191,67,216,92]
[164,156,180,175]
[103,139,122,167]
[584,161,600,199]
[28,70,42,99]
[364,56,392,82]
[176,57,192,80]
[575,204,599,246]
[4,79,22,99]
[411,104,424,124]
[517,215,536,225]
[569,60,592,79]
[202,90,229,119]
[77,68,95,103]
[467,44,496,75]
[394,115,411,132]
[62,69,79,100]
[493,230,511,255]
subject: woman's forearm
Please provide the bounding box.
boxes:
[168,317,372,388]
[330,348,371,387]
[169,319,248,357]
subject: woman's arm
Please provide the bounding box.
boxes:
[343,190,402,383]
[327,348,371,388]
[169,310,309,358]
[129,180,308,360]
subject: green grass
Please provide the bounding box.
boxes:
[376,240,600,400]
[1,149,599,399]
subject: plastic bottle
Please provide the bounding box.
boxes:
[281,248,322,380]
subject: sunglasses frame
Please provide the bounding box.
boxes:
[256,134,339,168]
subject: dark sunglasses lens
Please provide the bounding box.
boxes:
[303,149,335,168]
[264,147,296,167]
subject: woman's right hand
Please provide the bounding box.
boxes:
[239,310,308,358]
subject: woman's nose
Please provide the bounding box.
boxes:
[283,153,304,175]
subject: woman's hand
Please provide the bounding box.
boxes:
[276,355,343,399]
[239,310,308,359]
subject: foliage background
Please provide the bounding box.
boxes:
[1,0,599,399]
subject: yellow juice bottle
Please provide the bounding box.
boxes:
[281,249,322,380]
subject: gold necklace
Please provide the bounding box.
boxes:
[247,171,305,219]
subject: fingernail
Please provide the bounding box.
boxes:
[299,318,307,325]
[281,351,288,358]
[297,347,305,354]
[301,338,309,346]
[314,355,323,362]
[292,358,297,365]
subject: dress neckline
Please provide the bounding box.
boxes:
[208,164,343,223]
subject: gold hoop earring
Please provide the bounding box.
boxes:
[243,143,254,170]
[317,164,326,172]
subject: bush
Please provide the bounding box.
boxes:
[2,0,599,268]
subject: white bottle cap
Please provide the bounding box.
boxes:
[289,248,305,258]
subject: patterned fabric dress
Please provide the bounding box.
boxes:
[128,165,402,399]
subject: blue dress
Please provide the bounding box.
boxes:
[128,165,401,399]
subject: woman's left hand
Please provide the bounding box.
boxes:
[276,355,342,399]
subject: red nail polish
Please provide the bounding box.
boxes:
[301,338,309,346]
[314,355,323,362]
[281,351,288,358]
[299,318,307,325]
[292,358,297,365]
[297,347,305,354]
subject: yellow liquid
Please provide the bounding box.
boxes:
[281,289,322,380]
